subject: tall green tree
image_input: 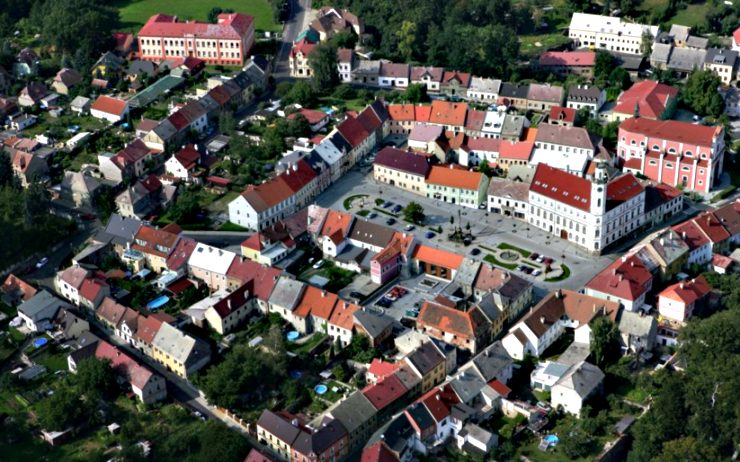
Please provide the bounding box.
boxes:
[589,317,621,368]
[682,70,725,118]
[404,83,429,104]
[396,20,418,62]
[308,43,339,94]
[403,202,425,224]
[75,358,118,401]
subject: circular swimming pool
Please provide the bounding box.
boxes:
[314,384,328,395]
[286,331,300,342]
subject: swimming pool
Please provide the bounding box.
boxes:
[314,384,328,395]
[146,295,169,310]
[544,435,559,446]
[33,338,48,348]
[286,331,300,342]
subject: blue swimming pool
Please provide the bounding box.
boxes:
[286,331,300,342]
[33,338,48,348]
[314,384,328,395]
[544,435,559,446]
[146,295,169,310]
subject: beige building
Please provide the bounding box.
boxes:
[372,147,430,195]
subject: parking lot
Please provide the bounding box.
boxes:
[314,164,618,292]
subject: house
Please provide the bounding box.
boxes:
[311,6,363,41]
[548,106,576,127]
[440,71,471,97]
[403,342,446,393]
[351,60,381,86]
[98,139,154,183]
[18,82,49,107]
[52,308,90,340]
[634,228,690,280]
[416,301,491,354]
[568,13,659,55]
[703,48,737,85]
[472,264,533,320]
[70,96,91,115]
[649,43,706,77]
[1,274,37,306]
[188,243,237,291]
[289,39,317,78]
[643,182,684,228]
[287,108,330,132]
[10,150,48,187]
[138,13,255,65]
[91,52,125,78]
[410,66,444,93]
[14,48,39,77]
[373,147,430,195]
[0,97,18,120]
[60,171,101,208]
[527,164,645,254]
[466,77,501,103]
[131,223,181,273]
[113,31,135,56]
[486,179,529,220]
[456,423,498,457]
[550,361,604,416]
[618,118,725,194]
[18,290,69,332]
[52,68,83,95]
[712,253,733,274]
[425,165,488,209]
[8,113,37,131]
[658,276,711,323]
[203,283,252,334]
[502,289,619,360]
[538,51,596,77]
[327,392,379,451]
[165,145,201,182]
[527,83,564,112]
[498,83,530,111]
[78,278,109,311]
[530,124,594,174]
[567,84,605,117]
[125,60,156,83]
[585,255,653,312]
[228,176,296,231]
[90,96,129,123]
[616,310,657,353]
[151,322,210,378]
[116,175,171,220]
[609,80,678,122]
[412,245,464,281]
[353,309,394,347]
[379,62,410,88]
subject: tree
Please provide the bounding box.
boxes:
[641,31,654,57]
[282,80,316,106]
[308,42,339,94]
[594,51,615,88]
[560,426,594,458]
[168,188,202,224]
[478,161,495,178]
[35,387,83,430]
[93,186,118,221]
[330,30,357,49]
[652,437,721,462]
[396,20,418,61]
[75,358,118,401]
[288,113,311,138]
[682,70,725,118]
[219,110,236,135]
[332,364,347,382]
[590,317,621,368]
[0,151,12,187]
[403,83,429,104]
[403,202,425,224]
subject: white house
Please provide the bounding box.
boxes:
[17,290,69,332]
[228,177,296,230]
[568,13,659,55]
[585,254,653,311]
[90,95,129,123]
[550,361,604,416]
[530,124,595,174]
[55,266,90,306]
[165,145,200,182]
[187,243,237,291]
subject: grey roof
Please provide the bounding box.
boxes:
[668,24,690,43]
[617,310,656,337]
[467,341,512,382]
[127,60,155,76]
[353,309,394,339]
[469,77,502,94]
[567,85,602,103]
[354,60,381,76]
[268,276,306,311]
[487,178,530,201]
[96,213,142,246]
[553,361,604,399]
[366,413,412,453]
[348,220,396,248]
[535,124,593,150]
[685,36,709,49]
[501,114,526,137]
[449,372,486,404]
[394,363,422,390]
[459,423,496,446]
[668,47,706,72]
[557,341,591,367]
[256,410,300,445]
[151,322,205,366]
[452,258,481,289]
[705,47,738,68]
[474,293,504,324]
[647,229,689,265]
[328,391,377,434]
[152,119,178,140]
[506,165,537,183]
[292,418,347,456]
[405,401,435,431]
[542,361,570,378]
[651,43,672,64]
[499,83,529,99]
[70,96,90,109]
[405,342,444,375]
[612,52,646,71]
[53,308,88,338]
[18,290,64,321]
[68,340,98,366]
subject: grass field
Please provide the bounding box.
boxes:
[670,3,711,29]
[114,0,281,32]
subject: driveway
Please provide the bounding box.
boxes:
[274,0,315,80]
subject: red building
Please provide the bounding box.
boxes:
[137,13,254,65]
[617,118,725,193]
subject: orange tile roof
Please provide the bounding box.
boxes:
[415,105,431,123]
[417,301,489,339]
[319,209,353,240]
[328,300,360,330]
[659,276,711,304]
[521,127,538,142]
[91,95,128,116]
[428,100,467,126]
[294,285,338,320]
[241,176,295,213]
[412,244,464,270]
[426,165,482,190]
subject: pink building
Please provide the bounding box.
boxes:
[137,13,254,65]
[617,118,725,193]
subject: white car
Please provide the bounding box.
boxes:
[313,260,325,269]
[35,257,49,269]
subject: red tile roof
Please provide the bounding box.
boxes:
[530,163,592,211]
[585,255,652,302]
[79,278,107,302]
[368,358,400,380]
[362,374,406,411]
[500,141,534,160]
[418,384,460,422]
[212,283,251,318]
[166,237,197,272]
[134,314,164,345]
[138,12,253,40]
[374,147,430,176]
[442,71,471,87]
[539,51,596,67]
[240,176,295,213]
[91,95,127,117]
[60,266,89,290]
[328,300,360,330]
[174,145,200,170]
[548,106,576,123]
[417,301,489,339]
[521,290,619,338]
[712,253,733,269]
[288,108,327,125]
[614,81,678,118]
[279,159,317,193]
[673,220,711,250]
[488,379,511,397]
[95,340,155,390]
[619,117,721,148]
[412,245,464,270]
[361,442,399,462]
[337,116,370,148]
[659,276,711,305]
[1,274,37,302]
[244,449,278,462]
[426,165,482,190]
[606,173,644,209]
[293,285,338,320]
[290,38,316,58]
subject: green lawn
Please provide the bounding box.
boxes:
[115,0,281,32]
[519,33,572,59]
[668,3,711,29]
[497,242,532,258]
[483,254,517,270]
[545,263,571,282]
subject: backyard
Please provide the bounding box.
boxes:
[114,0,282,32]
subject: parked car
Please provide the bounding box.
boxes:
[392,204,403,213]
[368,212,378,219]
[350,291,365,301]
[470,248,481,256]
[425,231,435,239]
[532,269,542,277]
[530,252,540,261]
[383,201,394,208]
[404,224,415,231]
[386,218,396,225]
[312,260,325,269]
[35,257,49,269]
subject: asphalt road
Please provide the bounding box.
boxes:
[274,0,314,80]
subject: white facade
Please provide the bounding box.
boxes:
[90,105,129,124]
[530,140,594,174]
[165,155,192,181]
[568,13,659,55]
[227,192,296,231]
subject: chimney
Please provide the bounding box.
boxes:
[660,238,665,246]
[621,255,627,262]
[680,282,685,289]
[682,231,687,240]
[593,304,597,313]
[321,290,326,297]
[612,268,617,276]
[540,316,546,324]
[291,419,299,427]
[227,299,232,309]
[293,163,298,171]
[618,273,624,282]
